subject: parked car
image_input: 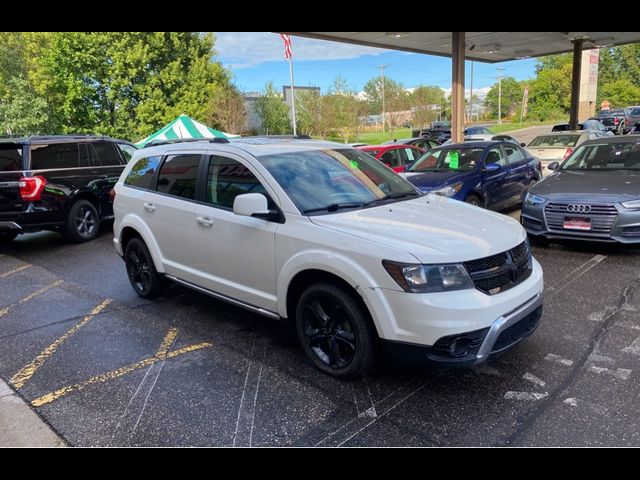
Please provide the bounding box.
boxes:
[113,137,543,377]
[625,106,640,132]
[0,135,137,243]
[522,136,640,243]
[594,108,629,135]
[526,131,608,176]
[402,140,541,210]
[464,126,492,136]
[552,119,613,135]
[442,134,523,146]
[382,137,439,151]
[357,144,425,172]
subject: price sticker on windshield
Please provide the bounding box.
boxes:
[349,160,359,169]
[448,151,459,169]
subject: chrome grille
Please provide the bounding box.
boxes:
[463,241,532,295]
[544,202,618,235]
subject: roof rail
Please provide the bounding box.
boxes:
[239,134,312,140]
[144,137,230,148]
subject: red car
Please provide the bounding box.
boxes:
[357,144,425,172]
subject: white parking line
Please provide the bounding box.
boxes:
[588,365,632,381]
[0,264,31,279]
[547,255,607,300]
[522,372,546,388]
[504,391,548,401]
[545,353,574,367]
[563,398,578,407]
[623,336,640,356]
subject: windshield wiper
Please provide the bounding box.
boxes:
[366,191,421,205]
[302,202,365,214]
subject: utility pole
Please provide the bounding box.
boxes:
[379,65,388,133]
[496,67,505,124]
[469,61,474,123]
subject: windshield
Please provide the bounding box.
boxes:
[408,147,484,173]
[528,135,580,148]
[256,148,419,215]
[561,141,640,171]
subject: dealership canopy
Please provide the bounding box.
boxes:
[135,115,239,147]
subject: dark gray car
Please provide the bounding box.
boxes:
[521,136,640,243]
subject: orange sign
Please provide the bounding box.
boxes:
[601,100,610,110]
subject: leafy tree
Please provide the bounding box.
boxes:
[411,86,446,128]
[296,88,321,136]
[207,84,247,135]
[0,77,49,135]
[254,81,290,135]
[597,45,640,107]
[363,76,406,115]
[598,78,640,109]
[484,76,524,120]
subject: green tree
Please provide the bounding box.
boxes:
[484,76,525,120]
[598,78,640,109]
[597,45,640,107]
[363,76,406,115]
[254,81,290,135]
[411,86,445,128]
[0,77,49,135]
[206,84,247,135]
[296,88,321,136]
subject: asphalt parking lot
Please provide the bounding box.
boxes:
[1,218,640,447]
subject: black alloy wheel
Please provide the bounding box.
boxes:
[124,237,165,298]
[296,283,375,377]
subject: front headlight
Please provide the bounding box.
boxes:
[524,192,547,206]
[382,260,474,293]
[432,182,463,197]
[621,199,640,210]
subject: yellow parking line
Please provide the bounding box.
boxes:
[156,328,178,358]
[31,331,212,407]
[0,280,64,318]
[0,264,31,279]
[10,298,113,389]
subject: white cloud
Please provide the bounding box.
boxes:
[215,32,388,66]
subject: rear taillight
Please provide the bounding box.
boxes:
[19,176,46,201]
[563,148,574,160]
[109,189,116,202]
[614,117,619,125]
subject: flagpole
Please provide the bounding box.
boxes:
[288,56,297,136]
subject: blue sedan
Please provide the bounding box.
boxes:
[402,141,542,210]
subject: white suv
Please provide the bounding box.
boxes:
[113,137,544,377]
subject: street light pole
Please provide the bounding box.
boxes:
[497,67,505,124]
[379,65,388,133]
[469,61,474,123]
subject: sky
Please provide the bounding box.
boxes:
[214,32,538,99]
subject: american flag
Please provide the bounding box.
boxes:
[280,34,292,59]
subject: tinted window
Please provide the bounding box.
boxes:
[630,108,640,116]
[380,149,402,168]
[485,147,506,167]
[528,135,580,147]
[31,143,82,170]
[206,156,272,210]
[0,145,23,171]
[156,154,200,200]
[87,142,121,166]
[410,147,483,172]
[117,143,137,162]
[562,142,640,171]
[124,156,161,190]
[504,145,524,164]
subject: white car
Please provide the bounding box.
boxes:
[112,137,544,377]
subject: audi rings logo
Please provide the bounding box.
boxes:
[567,204,592,214]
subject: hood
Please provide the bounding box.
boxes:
[402,170,477,190]
[309,194,526,264]
[531,170,640,202]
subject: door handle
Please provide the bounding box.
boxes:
[143,202,156,212]
[196,216,214,227]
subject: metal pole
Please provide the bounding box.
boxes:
[469,61,474,123]
[451,32,465,143]
[497,67,504,124]
[379,65,387,133]
[569,39,584,131]
[288,56,297,136]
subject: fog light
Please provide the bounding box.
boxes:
[449,337,472,357]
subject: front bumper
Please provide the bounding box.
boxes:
[382,293,543,367]
[521,202,640,243]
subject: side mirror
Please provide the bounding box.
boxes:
[520,142,527,147]
[547,161,560,171]
[484,163,501,172]
[233,193,282,222]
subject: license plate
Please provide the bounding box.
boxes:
[563,217,591,230]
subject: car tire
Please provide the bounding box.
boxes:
[124,237,166,299]
[296,283,376,378]
[0,232,18,243]
[465,194,482,207]
[64,199,99,243]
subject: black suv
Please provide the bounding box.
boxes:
[0,135,137,243]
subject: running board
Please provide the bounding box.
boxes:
[164,274,280,320]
